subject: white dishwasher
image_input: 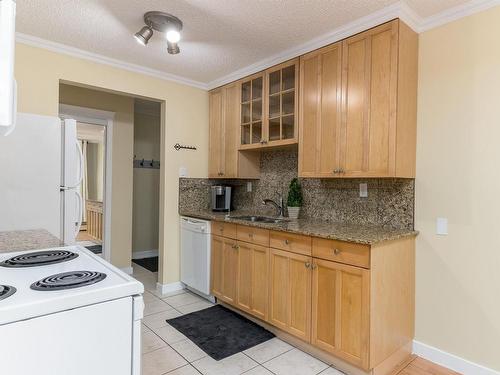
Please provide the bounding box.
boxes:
[180,216,213,301]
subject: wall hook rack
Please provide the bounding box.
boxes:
[174,143,197,151]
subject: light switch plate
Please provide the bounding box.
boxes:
[359,183,368,198]
[436,217,448,235]
[247,181,252,192]
[179,166,188,177]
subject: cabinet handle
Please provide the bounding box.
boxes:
[333,248,341,255]
[305,262,311,269]
[285,239,290,245]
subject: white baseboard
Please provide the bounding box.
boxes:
[413,340,500,375]
[132,249,159,259]
[120,266,134,275]
[156,281,185,296]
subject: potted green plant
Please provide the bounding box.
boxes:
[287,178,303,219]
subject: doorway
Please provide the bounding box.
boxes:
[75,122,106,255]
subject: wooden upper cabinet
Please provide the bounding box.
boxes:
[299,20,417,178]
[239,59,299,150]
[209,84,260,179]
[299,42,343,177]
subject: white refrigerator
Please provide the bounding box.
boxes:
[0,113,83,244]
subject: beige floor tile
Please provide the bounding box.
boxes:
[170,339,207,362]
[263,348,329,375]
[144,298,175,316]
[142,346,188,375]
[160,289,188,298]
[319,367,345,374]
[143,291,161,303]
[176,300,214,314]
[192,352,258,375]
[142,328,167,354]
[243,338,293,364]
[163,292,205,307]
[153,324,188,344]
[166,364,202,374]
[242,365,274,374]
[143,309,183,330]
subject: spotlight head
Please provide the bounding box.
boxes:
[134,25,153,46]
[167,41,180,55]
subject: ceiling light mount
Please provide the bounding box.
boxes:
[134,11,183,54]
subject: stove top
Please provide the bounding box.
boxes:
[0,250,78,268]
[0,285,16,301]
[31,271,107,291]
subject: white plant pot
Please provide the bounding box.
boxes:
[287,206,300,219]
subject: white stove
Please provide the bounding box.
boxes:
[0,245,144,375]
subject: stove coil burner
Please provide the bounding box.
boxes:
[31,271,107,291]
[0,285,17,301]
[0,250,78,268]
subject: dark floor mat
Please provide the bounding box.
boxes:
[132,256,158,272]
[85,245,102,254]
[166,304,274,361]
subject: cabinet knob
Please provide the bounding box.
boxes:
[219,227,223,232]
[232,244,239,249]
[339,168,345,174]
[333,169,339,174]
[333,248,341,255]
[284,239,290,245]
[249,233,254,238]
[311,263,318,270]
[305,262,311,269]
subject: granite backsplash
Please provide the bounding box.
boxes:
[179,149,415,230]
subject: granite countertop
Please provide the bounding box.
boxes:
[0,229,63,253]
[180,209,418,245]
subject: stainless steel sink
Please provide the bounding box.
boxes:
[230,215,288,224]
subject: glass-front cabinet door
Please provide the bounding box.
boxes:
[240,73,264,147]
[239,59,298,150]
[266,59,298,145]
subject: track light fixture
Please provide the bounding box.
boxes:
[134,11,183,54]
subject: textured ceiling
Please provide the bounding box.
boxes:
[16,0,472,85]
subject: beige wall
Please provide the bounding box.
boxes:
[60,84,134,269]
[133,110,160,254]
[15,43,209,280]
[416,6,500,371]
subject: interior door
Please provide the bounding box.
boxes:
[61,118,83,244]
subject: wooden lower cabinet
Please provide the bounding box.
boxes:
[211,235,238,304]
[311,258,370,369]
[269,248,312,342]
[236,242,269,320]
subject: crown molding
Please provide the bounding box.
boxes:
[15,32,209,90]
[418,0,500,32]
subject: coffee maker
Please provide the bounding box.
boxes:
[211,185,231,212]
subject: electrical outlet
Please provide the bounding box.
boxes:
[247,181,252,192]
[179,166,188,177]
[359,183,368,198]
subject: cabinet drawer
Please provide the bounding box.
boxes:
[237,225,270,247]
[212,222,237,239]
[269,231,312,256]
[312,238,370,268]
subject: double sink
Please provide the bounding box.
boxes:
[230,215,289,224]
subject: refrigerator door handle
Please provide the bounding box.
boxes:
[74,189,83,236]
[66,139,84,189]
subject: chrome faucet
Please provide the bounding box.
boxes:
[262,192,284,218]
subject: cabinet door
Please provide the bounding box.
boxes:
[299,43,342,177]
[341,20,398,177]
[265,60,299,147]
[208,89,223,178]
[210,235,223,298]
[236,242,269,320]
[221,237,239,304]
[221,83,239,178]
[269,248,311,341]
[311,258,370,369]
[240,73,264,148]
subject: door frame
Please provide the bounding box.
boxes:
[59,103,114,263]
